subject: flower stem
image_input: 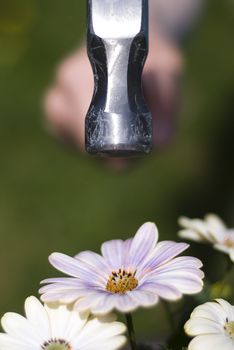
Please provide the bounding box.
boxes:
[125,313,137,350]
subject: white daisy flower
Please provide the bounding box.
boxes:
[0,296,126,350]
[178,214,234,262]
[185,298,234,350]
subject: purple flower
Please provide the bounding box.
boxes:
[40,222,204,314]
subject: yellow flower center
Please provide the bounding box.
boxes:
[106,268,138,294]
[224,238,234,248]
[41,339,72,350]
[224,320,234,339]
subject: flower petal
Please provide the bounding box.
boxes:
[101,239,127,270]
[185,317,223,335]
[75,251,109,274]
[215,299,234,321]
[75,292,108,313]
[188,334,233,350]
[178,229,206,242]
[40,288,86,303]
[128,222,158,267]
[205,214,227,242]
[179,217,209,236]
[1,313,42,346]
[44,303,88,340]
[24,297,50,340]
[74,316,126,350]
[129,289,159,307]
[145,241,189,270]
[190,301,229,324]
[0,334,32,350]
[49,253,106,284]
[140,281,182,300]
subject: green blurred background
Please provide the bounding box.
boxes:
[0,0,234,340]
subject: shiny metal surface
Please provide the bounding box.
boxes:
[85,0,152,156]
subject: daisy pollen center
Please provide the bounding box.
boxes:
[224,321,234,339]
[106,268,138,294]
[41,338,72,350]
[224,238,234,248]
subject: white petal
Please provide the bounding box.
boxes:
[185,317,223,335]
[129,222,158,266]
[1,313,42,346]
[190,301,228,324]
[78,335,126,350]
[188,334,233,350]
[229,248,234,262]
[0,334,32,350]
[178,217,209,236]
[214,244,230,254]
[215,299,234,321]
[205,214,227,237]
[24,296,50,340]
[45,303,88,340]
[74,316,126,349]
[178,229,206,242]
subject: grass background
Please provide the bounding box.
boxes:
[0,0,234,342]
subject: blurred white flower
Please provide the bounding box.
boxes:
[178,214,234,262]
[185,298,234,350]
[0,296,126,350]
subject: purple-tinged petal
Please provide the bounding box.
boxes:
[145,241,189,270]
[128,222,158,267]
[40,289,85,303]
[39,282,84,294]
[75,251,109,273]
[49,253,107,286]
[139,281,183,300]
[152,257,204,277]
[49,253,84,278]
[101,239,127,270]
[129,290,159,307]
[150,276,203,294]
[75,292,108,313]
[93,293,138,314]
[40,277,82,285]
[78,293,118,315]
[113,294,139,313]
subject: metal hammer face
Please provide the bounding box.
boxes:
[85,0,152,157]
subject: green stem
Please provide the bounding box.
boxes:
[125,313,137,350]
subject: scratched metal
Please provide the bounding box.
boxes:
[85,0,152,156]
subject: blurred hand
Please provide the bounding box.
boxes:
[44,32,183,152]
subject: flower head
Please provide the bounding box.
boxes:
[40,222,204,314]
[178,214,234,262]
[0,296,126,350]
[185,299,234,350]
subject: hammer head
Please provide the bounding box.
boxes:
[86,0,152,157]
